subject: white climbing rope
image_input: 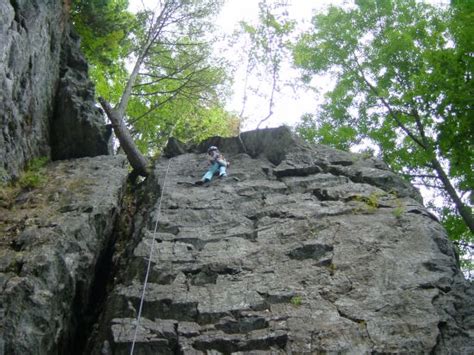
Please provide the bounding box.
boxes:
[130,159,172,355]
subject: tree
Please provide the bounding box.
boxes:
[293,0,473,264]
[236,0,295,129]
[73,0,238,176]
[71,0,134,91]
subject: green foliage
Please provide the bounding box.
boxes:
[352,192,381,214]
[71,0,134,67]
[128,1,238,151]
[290,295,302,306]
[18,157,49,189]
[442,207,474,279]
[293,0,473,268]
[71,0,236,153]
[297,114,359,151]
[71,0,136,106]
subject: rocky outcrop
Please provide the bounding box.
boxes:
[50,29,112,161]
[0,155,128,355]
[0,0,111,183]
[88,127,473,354]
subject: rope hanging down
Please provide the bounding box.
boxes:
[130,159,172,355]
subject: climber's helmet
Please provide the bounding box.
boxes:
[208,146,218,154]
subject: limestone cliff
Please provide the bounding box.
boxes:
[1,126,473,354]
[84,128,473,354]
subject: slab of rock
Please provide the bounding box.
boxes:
[90,127,473,354]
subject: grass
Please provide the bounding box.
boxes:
[290,295,302,306]
[0,157,49,208]
[351,192,382,214]
[392,202,405,218]
[18,157,49,190]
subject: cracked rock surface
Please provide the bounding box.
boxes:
[0,0,111,182]
[0,155,128,355]
[90,127,473,354]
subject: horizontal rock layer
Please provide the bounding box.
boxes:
[91,127,474,354]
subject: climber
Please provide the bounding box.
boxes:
[197,145,229,185]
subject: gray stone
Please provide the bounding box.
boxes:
[163,137,188,158]
[50,31,112,160]
[0,155,128,355]
[0,0,111,182]
[89,127,473,354]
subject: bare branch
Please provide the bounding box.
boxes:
[453,241,474,250]
[406,174,439,179]
[256,62,278,130]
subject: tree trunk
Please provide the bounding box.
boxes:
[431,158,474,232]
[99,97,150,177]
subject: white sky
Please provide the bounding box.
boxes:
[214,0,348,131]
[128,0,450,131]
[128,0,349,131]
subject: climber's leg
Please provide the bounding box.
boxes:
[218,164,227,177]
[202,163,219,182]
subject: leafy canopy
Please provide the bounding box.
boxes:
[72,0,238,154]
[293,0,473,269]
[71,0,134,95]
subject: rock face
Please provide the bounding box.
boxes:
[0,155,128,355]
[89,127,473,354]
[0,0,111,183]
[50,29,112,161]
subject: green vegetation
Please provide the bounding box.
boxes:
[292,0,473,266]
[393,199,406,219]
[352,192,382,214]
[290,295,302,306]
[18,157,49,190]
[71,0,238,155]
[0,157,49,208]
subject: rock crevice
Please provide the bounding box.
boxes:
[0,156,128,355]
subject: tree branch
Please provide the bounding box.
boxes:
[351,56,427,150]
[431,158,474,232]
[407,174,439,179]
[256,62,278,130]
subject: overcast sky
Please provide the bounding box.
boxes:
[128,0,450,131]
[128,0,351,131]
